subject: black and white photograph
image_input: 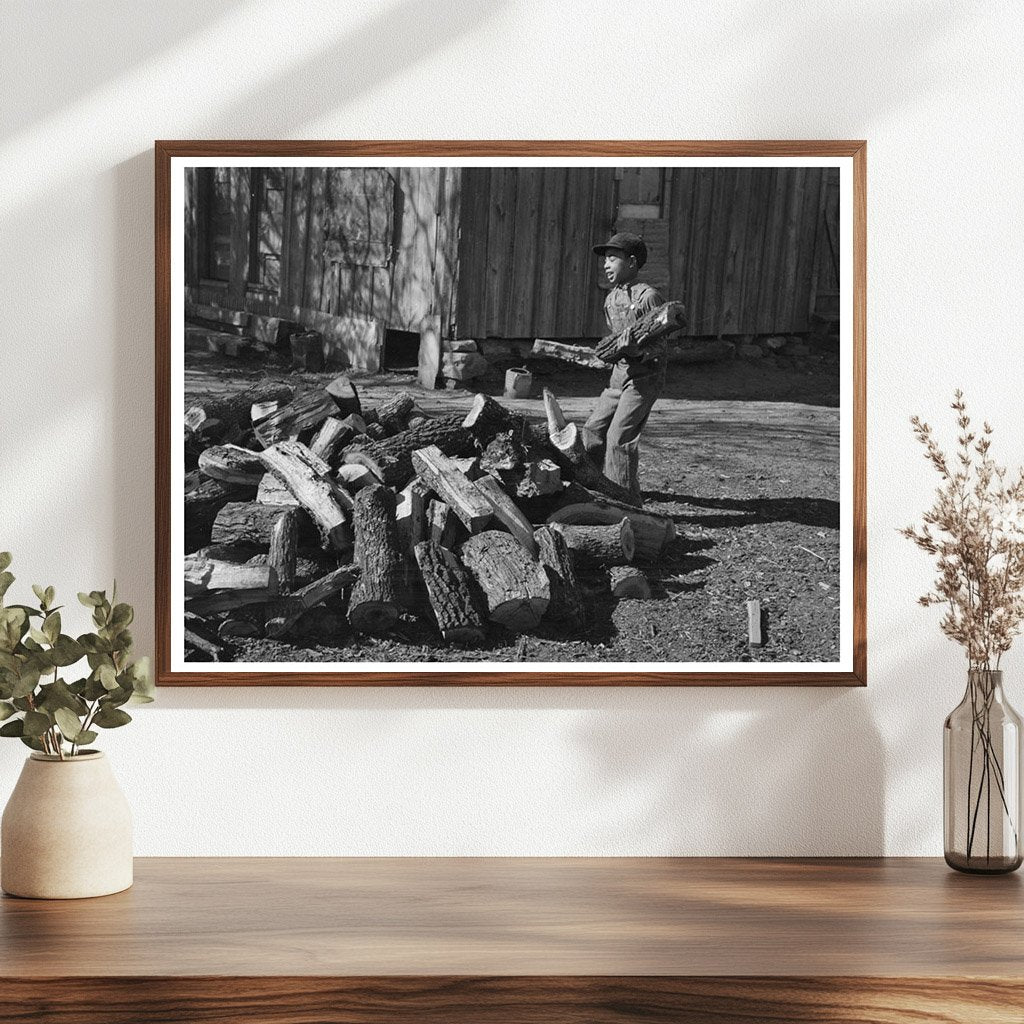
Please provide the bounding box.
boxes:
[160,147,862,683]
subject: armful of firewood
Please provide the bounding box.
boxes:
[596,301,686,362]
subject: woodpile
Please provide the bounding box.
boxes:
[182,377,677,659]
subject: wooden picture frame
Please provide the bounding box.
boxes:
[156,141,866,686]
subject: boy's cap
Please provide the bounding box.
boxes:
[593,231,648,268]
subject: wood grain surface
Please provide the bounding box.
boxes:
[2,857,1021,1022]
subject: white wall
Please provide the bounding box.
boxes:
[1,0,1022,855]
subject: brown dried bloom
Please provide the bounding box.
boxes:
[902,390,1024,669]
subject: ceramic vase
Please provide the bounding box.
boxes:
[1,751,133,898]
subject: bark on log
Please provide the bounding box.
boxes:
[341,415,476,487]
[530,338,605,370]
[211,502,297,547]
[412,446,494,533]
[413,541,486,645]
[429,500,458,549]
[183,555,275,595]
[609,565,652,599]
[265,564,360,638]
[546,484,675,560]
[187,384,293,438]
[462,393,544,450]
[480,431,525,473]
[258,440,353,551]
[254,390,336,448]
[347,484,402,634]
[325,374,361,417]
[551,519,635,566]
[396,479,430,556]
[473,474,538,556]
[549,422,640,507]
[185,478,252,553]
[543,388,568,434]
[186,587,277,616]
[458,530,549,633]
[534,526,586,633]
[217,618,262,640]
[336,464,377,492]
[198,444,266,486]
[373,391,416,435]
[268,508,299,593]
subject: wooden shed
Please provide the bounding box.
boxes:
[184,165,839,372]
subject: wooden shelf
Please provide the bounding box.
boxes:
[2,857,1022,1022]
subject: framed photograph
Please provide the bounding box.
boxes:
[156,141,865,686]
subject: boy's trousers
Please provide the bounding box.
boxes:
[581,383,659,502]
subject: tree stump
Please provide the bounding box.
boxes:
[347,484,402,634]
[413,542,485,645]
[458,531,549,633]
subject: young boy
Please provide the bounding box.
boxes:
[582,232,667,505]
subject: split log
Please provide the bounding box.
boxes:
[211,502,297,547]
[546,485,675,560]
[341,415,477,487]
[365,423,387,440]
[459,531,549,633]
[257,472,299,507]
[542,388,568,435]
[429,500,458,549]
[250,399,280,424]
[309,416,359,464]
[186,587,277,616]
[551,519,635,567]
[609,565,652,599]
[373,391,416,435]
[254,390,336,448]
[480,432,525,473]
[450,456,483,480]
[268,508,299,592]
[412,446,493,533]
[396,479,430,556]
[549,422,639,507]
[413,542,485,645]
[185,478,252,553]
[186,384,294,437]
[264,564,360,639]
[347,484,402,634]
[198,444,266,486]
[258,440,354,551]
[336,464,377,492]
[325,374,361,417]
[473,475,538,556]
[534,526,585,633]
[530,338,604,370]
[183,555,275,595]
[462,393,543,450]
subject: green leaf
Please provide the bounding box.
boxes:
[12,697,32,712]
[75,730,98,746]
[0,606,26,652]
[127,657,154,700]
[44,586,55,608]
[42,611,60,644]
[98,664,118,691]
[28,627,49,646]
[110,603,134,629]
[0,571,14,602]
[0,718,24,737]
[83,674,107,701]
[79,634,112,655]
[31,584,47,607]
[0,700,15,721]
[103,685,132,708]
[0,553,11,573]
[0,651,20,674]
[54,707,85,742]
[11,664,41,699]
[36,678,88,717]
[19,735,45,752]
[93,705,131,729]
[78,592,100,608]
[22,710,51,738]
[50,635,85,667]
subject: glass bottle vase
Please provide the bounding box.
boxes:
[944,669,1023,873]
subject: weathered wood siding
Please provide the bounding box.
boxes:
[454,166,839,340]
[185,165,839,346]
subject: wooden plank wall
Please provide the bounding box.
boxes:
[184,166,839,344]
[454,166,838,340]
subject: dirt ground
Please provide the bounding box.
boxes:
[184,345,841,666]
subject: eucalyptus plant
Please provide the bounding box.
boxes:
[0,553,153,759]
